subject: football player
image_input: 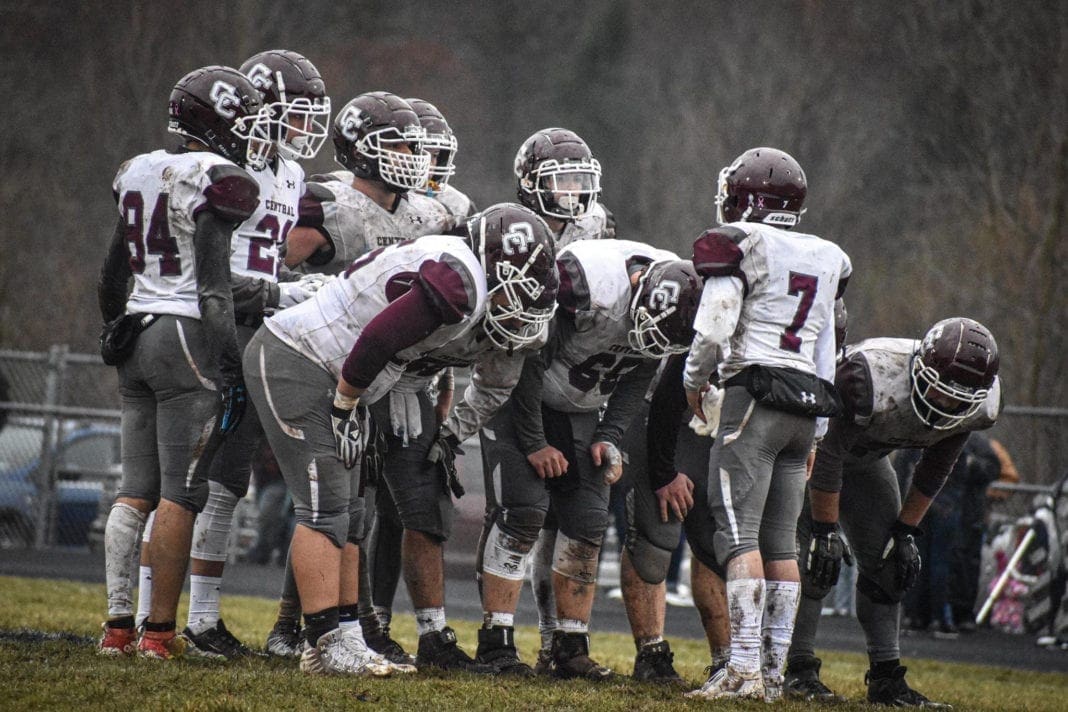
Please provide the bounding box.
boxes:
[475,240,700,679]
[683,148,852,701]
[171,49,333,660]
[96,65,264,659]
[243,204,557,676]
[786,318,1000,707]
[408,97,478,219]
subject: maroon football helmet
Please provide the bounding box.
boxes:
[514,128,601,221]
[168,65,269,169]
[239,49,331,160]
[467,203,558,349]
[406,98,457,194]
[911,317,999,429]
[332,92,429,192]
[716,147,807,227]
[629,260,702,358]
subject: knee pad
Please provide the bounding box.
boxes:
[481,521,536,581]
[551,532,601,585]
[497,504,547,543]
[857,571,904,605]
[161,476,209,513]
[189,481,239,562]
[625,532,673,585]
[293,508,348,549]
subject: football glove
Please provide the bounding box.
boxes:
[806,520,853,590]
[278,273,333,309]
[426,428,465,498]
[219,382,247,436]
[878,520,922,592]
[330,391,362,470]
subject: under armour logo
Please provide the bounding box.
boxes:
[408,215,425,224]
[287,180,295,189]
[800,391,816,405]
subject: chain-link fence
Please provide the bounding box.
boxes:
[1,347,1065,552]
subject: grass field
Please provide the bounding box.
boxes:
[1,575,1065,711]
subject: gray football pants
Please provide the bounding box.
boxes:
[205,323,261,498]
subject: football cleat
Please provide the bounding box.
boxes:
[684,664,763,700]
[784,655,845,702]
[137,630,187,660]
[475,626,535,677]
[532,647,554,676]
[549,631,614,682]
[97,622,137,657]
[343,627,416,674]
[631,640,684,685]
[182,619,262,660]
[299,628,393,677]
[415,626,495,674]
[866,665,952,708]
[363,618,416,666]
[265,618,303,658]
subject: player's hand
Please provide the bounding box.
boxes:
[278,273,332,308]
[426,428,465,498]
[879,520,922,592]
[330,391,361,469]
[806,520,850,590]
[527,446,569,479]
[655,473,695,523]
[591,441,623,485]
[219,381,247,436]
[686,384,710,422]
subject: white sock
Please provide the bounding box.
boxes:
[414,607,447,636]
[135,512,155,627]
[484,611,514,629]
[557,618,588,634]
[104,504,146,619]
[762,580,801,687]
[340,618,363,635]
[726,577,766,675]
[187,575,223,634]
[191,482,238,562]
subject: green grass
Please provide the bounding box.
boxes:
[1,575,1064,711]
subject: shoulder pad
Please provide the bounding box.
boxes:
[835,351,874,424]
[556,251,591,315]
[202,164,259,223]
[692,226,747,279]
[298,182,336,228]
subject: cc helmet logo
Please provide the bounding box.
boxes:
[502,221,535,256]
[245,63,273,91]
[209,81,242,119]
[339,106,366,142]
[649,279,680,311]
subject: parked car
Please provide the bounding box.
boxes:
[0,416,121,547]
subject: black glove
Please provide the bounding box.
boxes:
[330,399,362,470]
[879,520,922,592]
[219,382,247,436]
[426,428,465,498]
[806,520,853,590]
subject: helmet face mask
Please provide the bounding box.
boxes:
[406,98,457,194]
[514,128,602,221]
[167,65,271,170]
[241,50,332,161]
[910,317,999,430]
[715,147,807,227]
[627,260,701,359]
[355,124,431,191]
[469,204,559,350]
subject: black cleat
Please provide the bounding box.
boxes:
[416,626,495,674]
[785,655,845,702]
[866,665,952,708]
[475,625,535,677]
[549,631,614,682]
[532,647,553,676]
[183,619,263,660]
[363,618,416,666]
[632,640,684,685]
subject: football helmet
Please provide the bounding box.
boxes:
[332,92,430,192]
[514,128,602,221]
[406,98,457,194]
[628,260,702,358]
[715,147,806,227]
[911,317,999,430]
[467,203,559,349]
[168,65,270,169]
[239,49,331,160]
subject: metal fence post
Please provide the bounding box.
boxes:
[32,343,69,548]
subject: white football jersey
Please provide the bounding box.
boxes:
[265,234,487,389]
[230,157,305,282]
[836,337,1001,464]
[298,170,455,275]
[113,149,257,318]
[693,222,852,380]
[542,239,677,412]
[557,200,612,248]
[429,183,477,221]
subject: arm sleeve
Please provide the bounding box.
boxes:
[912,432,969,498]
[683,277,741,391]
[444,352,525,443]
[98,218,132,322]
[647,353,689,491]
[593,358,659,447]
[230,275,280,314]
[339,283,447,389]
[192,211,243,386]
[512,352,549,455]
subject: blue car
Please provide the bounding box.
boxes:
[0,417,121,547]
